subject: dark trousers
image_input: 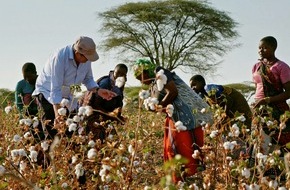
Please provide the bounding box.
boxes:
[36,93,58,139]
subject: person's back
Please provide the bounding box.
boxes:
[190,75,252,128]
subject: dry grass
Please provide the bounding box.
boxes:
[0,93,290,190]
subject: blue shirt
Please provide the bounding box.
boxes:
[32,45,98,110]
[15,79,35,111]
[205,84,224,98]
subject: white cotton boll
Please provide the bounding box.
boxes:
[19,119,26,125]
[128,144,135,154]
[11,149,19,160]
[13,134,22,142]
[68,123,77,132]
[144,186,153,190]
[65,118,74,126]
[115,76,126,88]
[234,130,240,137]
[156,79,165,91]
[166,104,174,117]
[0,165,5,176]
[133,160,140,167]
[78,106,86,115]
[58,107,67,116]
[156,71,167,91]
[269,180,278,189]
[88,148,97,160]
[85,106,93,116]
[60,98,70,107]
[139,90,150,100]
[143,98,150,110]
[241,168,251,179]
[73,115,81,123]
[266,120,274,127]
[71,155,78,164]
[4,106,13,114]
[75,163,84,179]
[278,187,287,190]
[24,132,31,139]
[41,141,49,151]
[156,69,167,84]
[32,117,39,128]
[19,160,26,173]
[231,123,239,131]
[150,97,159,104]
[61,183,68,188]
[236,115,246,122]
[175,121,187,132]
[74,91,84,99]
[229,161,235,167]
[210,130,219,138]
[24,118,32,126]
[200,108,206,113]
[29,146,35,151]
[18,149,27,157]
[88,140,96,148]
[149,103,156,110]
[30,150,38,162]
[188,183,199,190]
[192,150,200,159]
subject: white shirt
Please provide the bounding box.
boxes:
[33,45,98,110]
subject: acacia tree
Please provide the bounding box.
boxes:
[98,0,239,73]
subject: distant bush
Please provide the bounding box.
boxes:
[0,88,14,108]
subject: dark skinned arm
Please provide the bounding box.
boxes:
[159,80,178,107]
[254,81,290,107]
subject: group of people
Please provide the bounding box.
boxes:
[15,36,128,139]
[15,35,290,183]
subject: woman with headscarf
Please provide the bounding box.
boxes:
[134,59,212,183]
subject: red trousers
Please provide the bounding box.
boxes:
[164,117,204,183]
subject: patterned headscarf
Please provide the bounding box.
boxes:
[133,59,156,78]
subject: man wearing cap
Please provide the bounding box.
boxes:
[32,36,116,138]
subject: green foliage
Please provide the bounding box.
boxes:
[98,0,239,74]
[0,88,14,108]
[225,82,255,94]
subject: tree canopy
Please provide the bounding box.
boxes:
[98,0,239,73]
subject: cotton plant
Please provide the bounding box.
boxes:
[32,117,39,128]
[156,69,167,91]
[60,98,70,108]
[143,97,159,111]
[175,121,187,132]
[87,148,97,160]
[11,149,27,161]
[13,134,22,142]
[115,76,126,88]
[166,104,174,117]
[57,107,67,116]
[4,105,13,114]
[68,123,77,132]
[78,105,93,116]
[19,118,32,126]
[41,141,49,151]
[75,163,85,179]
[139,89,150,100]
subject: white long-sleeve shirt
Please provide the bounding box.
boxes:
[32,45,98,110]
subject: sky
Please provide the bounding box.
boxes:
[1,0,290,91]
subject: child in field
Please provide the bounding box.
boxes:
[15,62,38,117]
[80,63,128,122]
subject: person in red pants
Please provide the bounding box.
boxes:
[134,59,212,183]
